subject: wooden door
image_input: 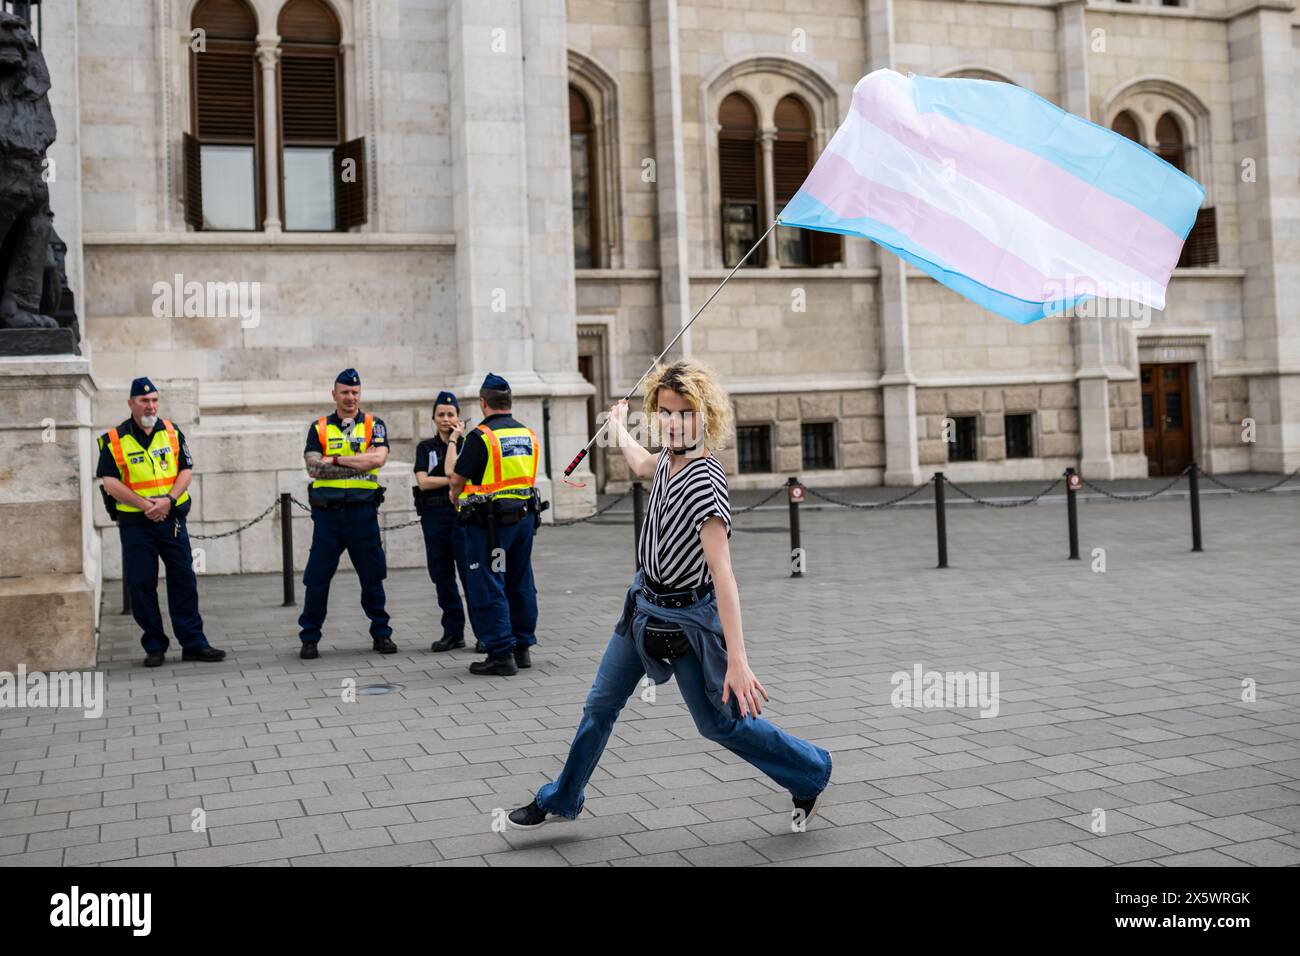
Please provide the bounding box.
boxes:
[1140,363,1192,476]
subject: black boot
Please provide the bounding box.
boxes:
[373,637,398,655]
[431,635,466,652]
[182,646,226,662]
[469,652,518,676]
[514,646,531,669]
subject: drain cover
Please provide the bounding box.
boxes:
[358,682,403,695]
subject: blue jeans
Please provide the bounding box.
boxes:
[535,627,832,819]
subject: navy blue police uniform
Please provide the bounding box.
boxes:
[454,373,543,674]
[297,369,394,652]
[96,377,220,663]
[415,390,477,650]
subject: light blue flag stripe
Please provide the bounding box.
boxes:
[909,75,1206,238]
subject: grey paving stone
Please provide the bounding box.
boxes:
[4,493,1297,867]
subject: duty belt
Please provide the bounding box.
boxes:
[640,579,714,609]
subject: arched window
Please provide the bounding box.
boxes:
[570,86,597,269]
[278,0,353,231]
[186,0,260,231]
[184,0,365,233]
[1103,84,1216,267]
[1154,112,1186,174]
[568,51,623,269]
[718,93,763,268]
[1110,110,1141,144]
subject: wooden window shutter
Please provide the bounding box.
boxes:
[193,47,257,142]
[718,138,759,202]
[280,53,341,144]
[183,131,203,229]
[772,138,808,206]
[1177,207,1218,268]
[335,136,367,229]
[810,227,843,266]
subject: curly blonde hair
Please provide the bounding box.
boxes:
[641,359,734,450]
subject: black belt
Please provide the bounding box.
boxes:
[310,497,377,510]
[639,578,714,609]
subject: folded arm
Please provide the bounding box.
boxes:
[305,451,360,479]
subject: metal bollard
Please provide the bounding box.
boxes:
[1188,463,1203,553]
[280,493,295,606]
[121,575,131,615]
[934,472,948,569]
[632,481,645,569]
[1065,468,1080,560]
[787,476,802,578]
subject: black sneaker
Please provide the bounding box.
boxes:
[300,643,320,660]
[373,637,398,654]
[469,652,517,677]
[792,788,826,830]
[143,651,165,667]
[182,646,226,662]
[514,646,531,669]
[507,799,569,830]
[431,635,466,652]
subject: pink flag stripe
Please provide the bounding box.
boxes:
[800,152,1061,303]
[807,133,1165,306]
[852,74,1184,285]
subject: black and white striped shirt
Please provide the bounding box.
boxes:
[637,449,732,589]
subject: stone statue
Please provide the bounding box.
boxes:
[0,10,78,351]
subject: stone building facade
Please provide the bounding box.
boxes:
[30,0,1299,579]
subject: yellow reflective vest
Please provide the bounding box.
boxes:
[456,423,540,507]
[311,414,380,492]
[101,419,190,513]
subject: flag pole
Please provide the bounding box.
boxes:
[561,217,782,485]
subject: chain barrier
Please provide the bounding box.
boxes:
[944,476,1064,508]
[551,489,634,526]
[1195,465,1300,495]
[1078,465,1190,502]
[732,485,788,514]
[188,498,279,540]
[803,480,934,510]
[183,463,1298,542]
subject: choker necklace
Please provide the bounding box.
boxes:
[668,441,702,457]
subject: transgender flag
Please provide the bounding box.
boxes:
[779,70,1206,324]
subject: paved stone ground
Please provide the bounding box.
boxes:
[3,481,1299,867]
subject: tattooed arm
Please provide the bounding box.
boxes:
[305,451,360,479]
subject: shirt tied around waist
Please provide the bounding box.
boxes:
[613,568,739,718]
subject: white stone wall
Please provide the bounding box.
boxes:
[28,0,1298,585]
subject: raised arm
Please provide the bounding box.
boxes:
[608,400,656,480]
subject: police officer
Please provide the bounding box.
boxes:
[298,368,396,659]
[449,373,545,676]
[97,378,226,667]
[414,390,484,653]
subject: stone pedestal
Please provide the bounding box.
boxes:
[0,355,100,670]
